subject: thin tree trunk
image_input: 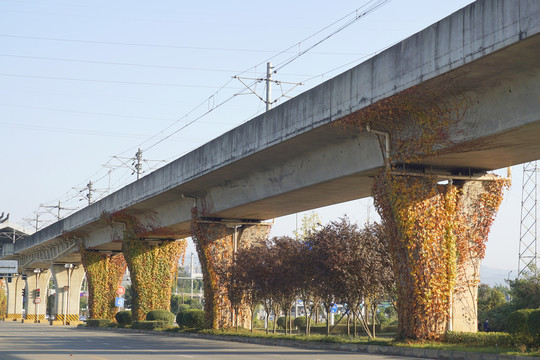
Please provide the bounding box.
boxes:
[372,304,376,337]
[347,311,351,336]
[353,307,357,337]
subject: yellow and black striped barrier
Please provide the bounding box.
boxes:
[25,314,46,321]
[55,314,79,322]
[5,314,22,320]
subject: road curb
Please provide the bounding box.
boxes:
[79,326,540,360]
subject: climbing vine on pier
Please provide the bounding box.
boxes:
[373,173,509,339]
[80,248,127,320]
[340,85,509,339]
[122,238,187,321]
[102,210,188,321]
[190,207,235,329]
[0,279,6,317]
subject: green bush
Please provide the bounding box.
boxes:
[178,309,204,328]
[185,298,203,309]
[252,317,265,329]
[277,316,287,329]
[177,304,190,313]
[485,303,515,332]
[132,320,169,330]
[115,310,132,326]
[506,309,535,335]
[527,309,540,342]
[307,323,381,335]
[445,331,516,347]
[86,319,111,327]
[294,316,307,329]
[381,324,398,333]
[146,310,175,325]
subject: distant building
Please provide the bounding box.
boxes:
[0,221,29,256]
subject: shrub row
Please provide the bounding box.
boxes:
[176,309,205,328]
[506,308,540,343]
[86,319,112,327]
[146,310,175,324]
[131,320,170,330]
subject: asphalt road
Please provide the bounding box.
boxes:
[0,321,415,360]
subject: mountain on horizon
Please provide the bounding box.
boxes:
[480,265,516,286]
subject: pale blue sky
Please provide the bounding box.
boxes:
[2,0,525,271]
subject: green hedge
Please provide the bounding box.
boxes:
[177,309,204,328]
[115,310,132,326]
[86,319,111,327]
[444,331,536,347]
[131,320,169,330]
[307,323,381,335]
[146,310,175,325]
[506,309,535,335]
[527,309,540,341]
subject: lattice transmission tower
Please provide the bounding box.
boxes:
[519,161,539,278]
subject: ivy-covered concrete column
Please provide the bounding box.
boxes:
[191,209,272,329]
[5,275,24,320]
[51,264,86,324]
[373,173,509,339]
[122,238,187,321]
[22,269,51,322]
[0,279,6,318]
[451,179,507,332]
[80,250,126,321]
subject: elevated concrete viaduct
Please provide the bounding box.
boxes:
[2,0,539,332]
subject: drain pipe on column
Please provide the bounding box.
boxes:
[366,124,390,169]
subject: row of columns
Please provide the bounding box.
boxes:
[3,214,272,329]
[3,265,85,323]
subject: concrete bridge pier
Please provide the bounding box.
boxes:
[51,264,85,324]
[23,269,51,322]
[122,238,186,321]
[5,275,24,320]
[375,173,507,339]
[80,250,126,321]
[191,215,271,329]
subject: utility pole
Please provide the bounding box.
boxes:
[233,62,302,112]
[266,62,273,112]
[86,181,94,205]
[134,148,143,180]
[40,201,77,221]
[109,148,165,181]
[23,213,46,232]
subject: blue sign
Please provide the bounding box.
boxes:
[331,304,338,313]
[115,297,124,307]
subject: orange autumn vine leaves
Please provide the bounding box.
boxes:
[123,238,186,321]
[190,207,235,329]
[342,85,509,339]
[80,249,127,320]
[84,211,186,321]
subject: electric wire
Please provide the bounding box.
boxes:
[16,0,391,227]
[0,34,367,56]
[0,73,243,89]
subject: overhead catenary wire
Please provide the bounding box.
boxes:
[17,0,392,228]
[0,73,244,89]
[0,34,367,56]
[273,0,392,72]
